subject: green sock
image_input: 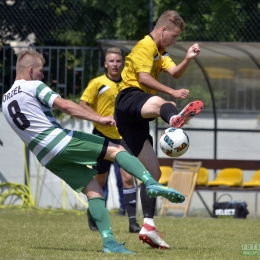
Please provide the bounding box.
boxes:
[115,151,157,185]
[88,197,115,244]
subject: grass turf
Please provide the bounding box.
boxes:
[0,208,259,260]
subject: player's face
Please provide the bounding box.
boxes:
[160,26,181,48]
[32,66,44,81]
[30,58,44,81]
[105,53,123,79]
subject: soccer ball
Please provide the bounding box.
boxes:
[160,127,189,157]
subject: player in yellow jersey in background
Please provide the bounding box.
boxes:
[79,48,141,233]
[115,10,204,249]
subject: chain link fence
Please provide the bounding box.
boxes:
[0,0,260,45]
[0,0,115,46]
[178,0,260,42]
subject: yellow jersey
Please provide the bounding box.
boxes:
[120,35,176,94]
[80,74,122,139]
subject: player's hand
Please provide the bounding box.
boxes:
[186,43,200,60]
[98,116,116,126]
[170,88,189,99]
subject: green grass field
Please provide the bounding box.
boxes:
[0,208,259,260]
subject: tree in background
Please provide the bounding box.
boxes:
[0,0,259,46]
[94,0,260,42]
[92,0,151,41]
[0,0,115,46]
[155,0,260,42]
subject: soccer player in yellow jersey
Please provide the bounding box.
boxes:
[115,10,204,249]
[79,48,141,233]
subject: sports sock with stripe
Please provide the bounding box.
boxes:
[88,197,115,244]
[123,187,137,222]
[115,151,157,185]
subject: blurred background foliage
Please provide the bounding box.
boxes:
[0,0,260,46]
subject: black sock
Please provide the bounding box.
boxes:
[140,183,156,218]
[160,103,178,124]
[123,187,137,223]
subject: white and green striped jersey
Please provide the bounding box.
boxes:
[2,80,73,166]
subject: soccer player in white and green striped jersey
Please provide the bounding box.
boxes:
[2,50,184,254]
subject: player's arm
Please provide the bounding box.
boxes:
[79,100,116,126]
[167,43,200,78]
[78,100,105,122]
[53,96,115,126]
[139,72,189,99]
[79,100,92,110]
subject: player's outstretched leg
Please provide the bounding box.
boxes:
[171,100,204,128]
[146,183,185,203]
[115,152,185,203]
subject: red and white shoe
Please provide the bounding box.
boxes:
[171,100,204,128]
[139,223,170,249]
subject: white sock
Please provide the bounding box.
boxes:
[169,115,177,125]
[144,217,155,227]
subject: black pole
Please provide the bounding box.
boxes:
[24,146,30,186]
[149,0,153,32]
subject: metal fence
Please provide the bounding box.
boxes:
[0,45,101,104]
[1,42,260,117]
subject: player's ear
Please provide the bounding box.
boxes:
[161,26,167,32]
[29,67,33,78]
[161,26,167,37]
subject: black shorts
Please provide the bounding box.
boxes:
[114,87,154,157]
[92,128,132,174]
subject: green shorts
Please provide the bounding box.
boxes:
[45,130,108,192]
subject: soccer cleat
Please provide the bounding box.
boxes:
[146,183,185,203]
[171,100,204,128]
[129,222,141,233]
[139,224,170,249]
[102,240,136,254]
[86,209,98,232]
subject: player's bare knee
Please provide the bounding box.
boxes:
[123,179,135,188]
[95,173,107,187]
[105,143,125,161]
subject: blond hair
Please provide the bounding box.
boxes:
[106,47,122,57]
[155,10,185,31]
[16,50,45,73]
